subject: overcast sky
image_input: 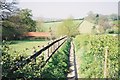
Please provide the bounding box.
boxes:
[19,0,118,19]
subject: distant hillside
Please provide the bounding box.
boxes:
[42,19,83,32]
[78,20,101,34]
[44,18,84,23]
[35,17,84,23]
[78,20,94,34]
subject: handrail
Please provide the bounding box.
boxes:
[9,36,68,74]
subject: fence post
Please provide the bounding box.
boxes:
[47,43,49,57]
[50,41,52,54]
[42,45,46,61]
[58,41,59,48]
[32,46,36,63]
[53,40,55,51]
[104,46,109,78]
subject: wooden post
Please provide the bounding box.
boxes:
[59,40,61,46]
[47,43,49,57]
[32,46,36,63]
[94,53,97,78]
[50,44,52,54]
[42,45,45,61]
[53,40,55,51]
[58,41,59,48]
[104,46,109,78]
[52,45,54,53]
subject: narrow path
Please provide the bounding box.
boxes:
[67,41,78,80]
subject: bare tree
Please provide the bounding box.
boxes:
[85,11,96,23]
[0,0,19,20]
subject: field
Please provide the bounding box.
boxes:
[2,19,119,79]
[2,1,119,79]
[8,40,49,56]
[42,20,83,32]
[8,19,83,55]
[2,38,70,79]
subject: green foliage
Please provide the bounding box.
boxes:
[56,18,79,37]
[2,16,28,40]
[2,8,36,40]
[41,39,71,79]
[19,9,36,32]
[36,19,45,32]
[109,14,117,21]
[2,40,45,78]
[2,39,70,79]
[105,20,120,34]
[2,40,28,78]
[85,12,111,34]
[85,11,96,23]
[74,35,118,78]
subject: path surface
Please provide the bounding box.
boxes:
[67,41,78,80]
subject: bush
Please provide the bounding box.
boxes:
[2,39,71,79]
[74,35,118,78]
[40,39,71,79]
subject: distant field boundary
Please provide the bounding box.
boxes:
[44,18,84,23]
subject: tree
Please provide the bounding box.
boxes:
[86,12,111,34]
[2,9,36,40]
[1,0,22,40]
[18,9,36,32]
[85,11,96,23]
[2,15,28,40]
[36,18,45,32]
[109,14,117,21]
[56,17,79,37]
[1,0,36,40]
[97,15,110,33]
[0,0,19,20]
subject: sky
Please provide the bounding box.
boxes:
[18,0,118,19]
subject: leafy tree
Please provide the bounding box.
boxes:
[85,11,96,23]
[18,9,36,32]
[56,17,79,37]
[97,15,110,34]
[2,15,28,40]
[109,14,117,21]
[36,18,45,32]
[85,12,112,34]
[1,1,36,40]
[1,0,22,40]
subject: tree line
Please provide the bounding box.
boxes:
[1,0,119,40]
[1,0,36,40]
[1,0,79,40]
[85,11,119,34]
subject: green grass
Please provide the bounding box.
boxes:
[43,22,62,32]
[9,40,49,56]
[43,20,83,32]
